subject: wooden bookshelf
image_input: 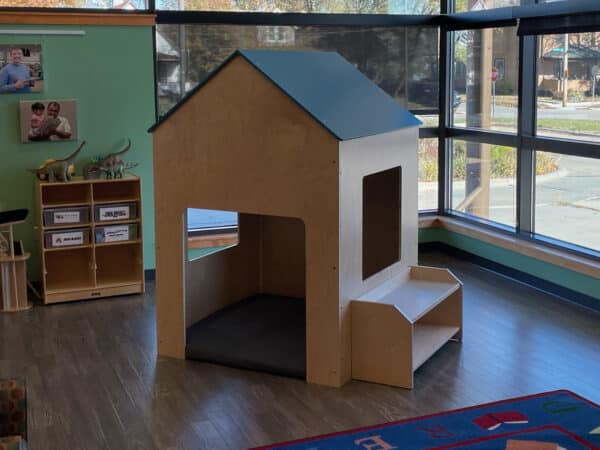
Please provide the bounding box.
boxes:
[37,175,144,304]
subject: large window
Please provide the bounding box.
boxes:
[157,24,439,116]
[452,27,518,133]
[536,32,600,143]
[447,19,600,259]
[418,138,438,211]
[535,152,600,252]
[451,140,517,227]
[151,1,600,261]
[156,0,440,13]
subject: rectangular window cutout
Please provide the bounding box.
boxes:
[186,208,239,261]
[363,166,401,280]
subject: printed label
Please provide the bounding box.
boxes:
[51,231,84,247]
[54,211,81,224]
[103,226,130,243]
[99,206,130,221]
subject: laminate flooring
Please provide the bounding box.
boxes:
[1,251,599,450]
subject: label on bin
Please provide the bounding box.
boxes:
[103,225,130,243]
[99,206,130,221]
[52,231,84,247]
[54,211,80,224]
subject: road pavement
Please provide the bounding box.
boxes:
[420,153,600,252]
[453,98,600,141]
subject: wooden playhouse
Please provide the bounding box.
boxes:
[150,49,462,388]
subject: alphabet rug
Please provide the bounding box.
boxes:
[251,390,600,450]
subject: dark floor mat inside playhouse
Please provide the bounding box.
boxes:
[186,294,306,378]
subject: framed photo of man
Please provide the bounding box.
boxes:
[0,44,44,94]
[19,99,78,143]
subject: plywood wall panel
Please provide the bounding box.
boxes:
[153,56,343,386]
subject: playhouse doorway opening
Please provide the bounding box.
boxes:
[185,214,307,378]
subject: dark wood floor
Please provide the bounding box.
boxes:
[1,251,599,450]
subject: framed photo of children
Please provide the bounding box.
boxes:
[19,100,78,143]
[0,44,44,94]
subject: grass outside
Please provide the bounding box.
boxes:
[454,116,600,133]
[538,118,600,133]
[418,140,559,182]
[457,95,517,108]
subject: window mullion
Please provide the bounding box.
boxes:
[517,34,537,235]
[439,27,452,214]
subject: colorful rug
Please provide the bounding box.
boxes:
[251,390,600,450]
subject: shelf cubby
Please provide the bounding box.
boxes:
[44,247,95,293]
[42,183,91,206]
[92,179,140,203]
[95,242,143,287]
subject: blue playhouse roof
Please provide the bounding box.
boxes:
[149,49,421,141]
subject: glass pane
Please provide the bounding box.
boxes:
[451,139,516,227]
[537,33,600,143]
[535,152,600,252]
[452,27,518,133]
[418,138,438,211]
[416,114,439,127]
[454,0,522,13]
[157,0,439,13]
[156,25,439,115]
[187,208,238,231]
[0,0,146,7]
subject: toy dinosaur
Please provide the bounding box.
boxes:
[101,161,138,179]
[95,139,136,179]
[29,141,86,182]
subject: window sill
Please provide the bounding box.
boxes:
[420,216,600,279]
[188,233,237,250]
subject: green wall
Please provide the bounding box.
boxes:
[420,228,600,301]
[0,24,156,279]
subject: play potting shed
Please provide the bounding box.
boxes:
[150,49,462,388]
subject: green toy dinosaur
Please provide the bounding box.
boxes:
[29,141,86,182]
[97,138,136,179]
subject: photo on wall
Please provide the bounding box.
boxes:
[0,44,44,94]
[19,99,77,143]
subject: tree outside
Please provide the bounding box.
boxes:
[156,24,439,115]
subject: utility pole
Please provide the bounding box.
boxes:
[464,20,492,218]
[562,33,569,107]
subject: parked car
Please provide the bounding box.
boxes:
[407,80,461,109]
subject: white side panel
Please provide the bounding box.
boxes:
[338,127,419,302]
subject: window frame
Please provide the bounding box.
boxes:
[442,6,600,261]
